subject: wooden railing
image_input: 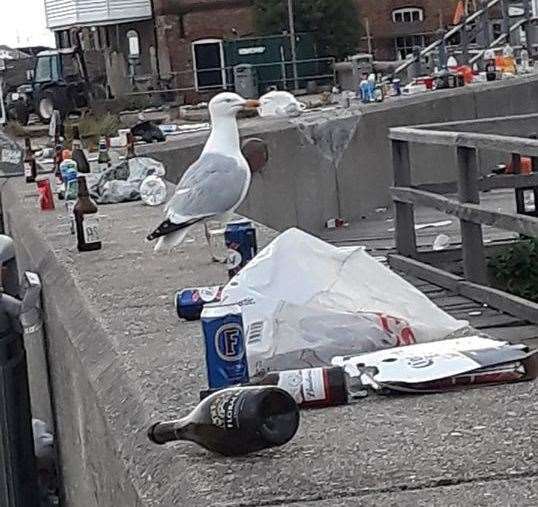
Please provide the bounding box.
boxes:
[389,124,538,322]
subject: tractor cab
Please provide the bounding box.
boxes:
[31,48,90,122]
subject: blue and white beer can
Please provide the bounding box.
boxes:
[225,221,257,279]
[201,304,249,389]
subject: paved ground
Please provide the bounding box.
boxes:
[321,189,520,253]
[9,178,538,506]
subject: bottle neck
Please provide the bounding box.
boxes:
[149,417,194,444]
[77,176,90,198]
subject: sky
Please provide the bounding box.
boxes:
[1,0,55,48]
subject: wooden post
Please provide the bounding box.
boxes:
[457,146,488,285]
[392,140,417,257]
[512,153,526,214]
[530,133,537,174]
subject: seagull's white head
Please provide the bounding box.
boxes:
[208,92,259,119]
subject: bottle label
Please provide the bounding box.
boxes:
[83,216,101,244]
[209,391,242,430]
[226,249,242,270]
[24,162,32,177]
[278,368,326,404]
[66,201,76,234]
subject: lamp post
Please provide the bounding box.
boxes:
[287,0,299,91]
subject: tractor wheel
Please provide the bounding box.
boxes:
[8,100,30,126]
[38,90,69,124]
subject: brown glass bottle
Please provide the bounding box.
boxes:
[257,366,349,409]
[201,366,351,409]
[125,132,136,159]
[148,386,300,456]
[53,142,64,188]
[74,176,101,252]
[71,125,90,173]
[23,137,38,183]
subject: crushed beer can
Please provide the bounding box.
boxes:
[175,286,223,321]
[225,221,257,279]
[201,304,249,389]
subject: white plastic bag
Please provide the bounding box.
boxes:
[222,229,468,375]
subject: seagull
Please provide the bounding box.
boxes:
[147,92,260,251]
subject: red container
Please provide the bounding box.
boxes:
[415,76,434,90]
[36,178,55,211]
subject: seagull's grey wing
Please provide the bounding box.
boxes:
[166,153,248,224]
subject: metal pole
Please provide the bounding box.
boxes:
[501,0,511,43]
[0,78,6,126]
[479,0,491,49]
[287,0,300,91]
[437,29,448,69]
[523,0,533,56]
[0,295,40,507]
[365,18,373,54]
[461,16,470,64]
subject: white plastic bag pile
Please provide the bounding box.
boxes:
[221,229,469,376]
[87,157,166,204]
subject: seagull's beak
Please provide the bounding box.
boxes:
[243,100,260,110]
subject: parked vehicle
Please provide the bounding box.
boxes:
[7,46,106,125]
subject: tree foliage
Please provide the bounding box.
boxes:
[253,0,361,60]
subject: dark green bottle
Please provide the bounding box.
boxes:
[148,387,300,456]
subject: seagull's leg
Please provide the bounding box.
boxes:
[205,220,227,263]
[206,212,234,263]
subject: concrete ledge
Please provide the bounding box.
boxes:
[138,74,538,234]
[4,177,538,506]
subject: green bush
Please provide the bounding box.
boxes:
[72,113,122,150]
[253,0,361,60]
[488,238,538,302]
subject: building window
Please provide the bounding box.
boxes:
[34,56,60,83]
[394,35,426,60]
[127,30,141,58]
[492,22,502,40]
[393,8,424,23]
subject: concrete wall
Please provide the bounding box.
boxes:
[141,74,538,234]
[1,180,148,506]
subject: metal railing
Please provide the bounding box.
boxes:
[389,115,538,322]
[124,57,336,97]
[392,0,536,77]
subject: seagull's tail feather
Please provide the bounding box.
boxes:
[147,217,204,252]
[154,228,190,252]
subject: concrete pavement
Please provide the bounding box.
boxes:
[1,177,537,506]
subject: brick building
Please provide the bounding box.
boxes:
[46,0,473,98]
[357,0,461,60]
[152,0,464,92]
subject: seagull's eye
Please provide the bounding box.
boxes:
[223,98,233,103]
